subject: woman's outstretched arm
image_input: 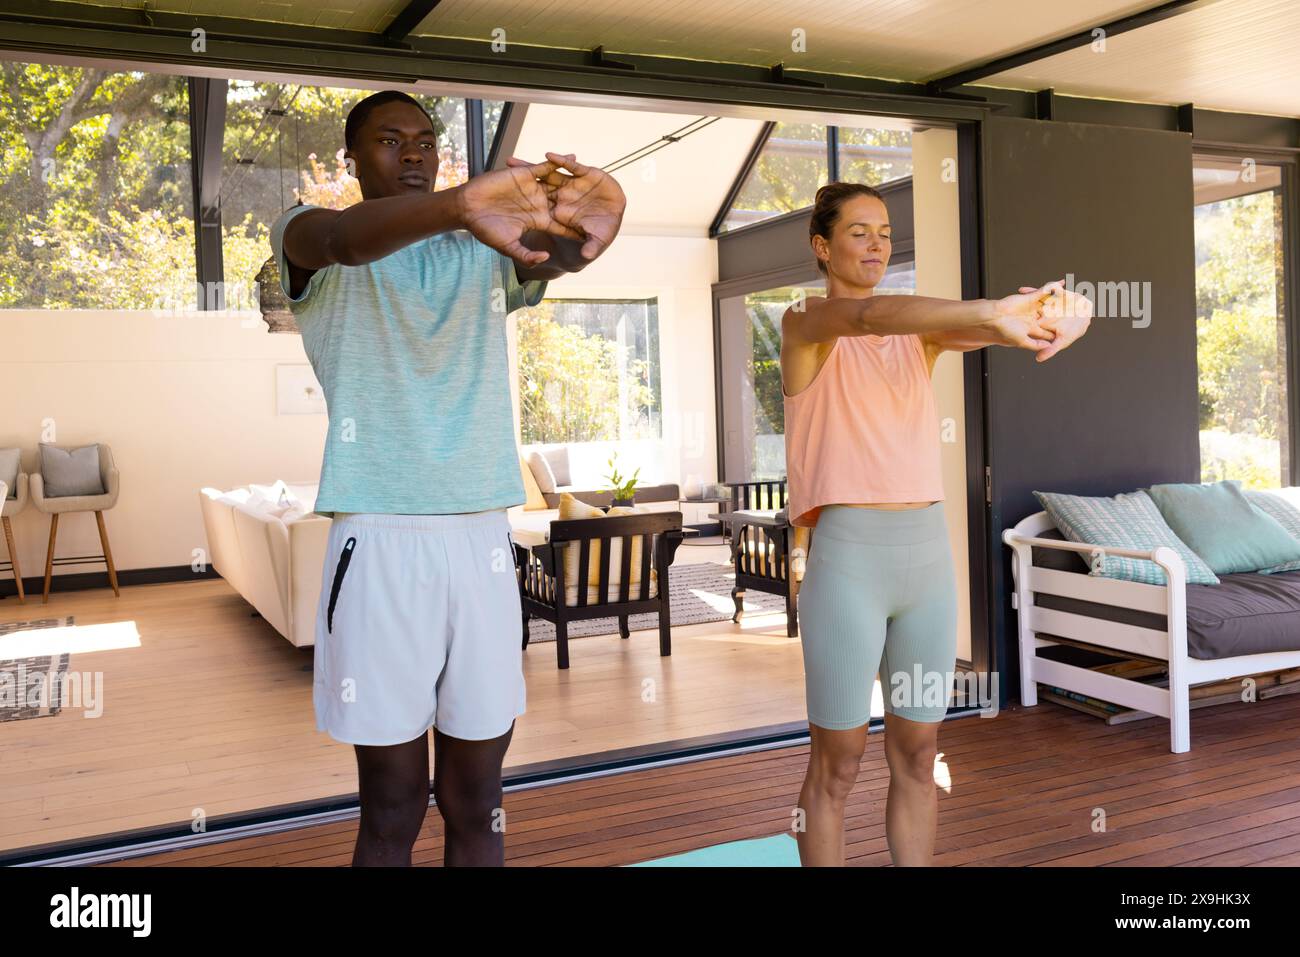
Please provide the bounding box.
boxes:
[921,283,1093,365]
[784,282,1060,351]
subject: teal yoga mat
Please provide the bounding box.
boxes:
[628,833,800,867]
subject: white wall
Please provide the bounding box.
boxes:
[912,127,973,663]
[1,310,326,581]
[0,232,718,581]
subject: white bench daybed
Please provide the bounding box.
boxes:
[1004,510,1300,754]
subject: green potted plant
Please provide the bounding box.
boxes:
[604,451,641,508]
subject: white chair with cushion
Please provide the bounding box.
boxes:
[0,447,27,603]
[30,442,120,603]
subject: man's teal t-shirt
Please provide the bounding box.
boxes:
[269,203,548,518]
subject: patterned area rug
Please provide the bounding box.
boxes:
[0,616,75,722]
[523,561,788,642]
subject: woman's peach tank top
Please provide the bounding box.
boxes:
[783,332,945,528]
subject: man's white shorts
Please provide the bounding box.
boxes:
[312,509,526,746]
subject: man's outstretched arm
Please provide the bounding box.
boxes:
[506,151,626,282]
[280,158,579,297]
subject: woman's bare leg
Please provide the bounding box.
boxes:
[882,712,941,865]
[795,722,869,866]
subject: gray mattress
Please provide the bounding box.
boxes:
[1029,528,1300,660]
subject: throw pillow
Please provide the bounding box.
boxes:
[216,488,252,507]
[539,446,572,487]
[1243,488,1300,573]
[557,492,657,600]
[1146,480,1300,575]
[1032,489,1220,586]
[527,451,558,493]
[285,483,319,512]
[517,452,549,510]
[248,480,294,508]
[39,444,105,497]
[0,448,19,500]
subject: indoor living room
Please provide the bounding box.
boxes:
[0,61,977,858]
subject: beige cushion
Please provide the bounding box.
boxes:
[527,450,557,493]
[508,505,555,548]
[738,536,805,583]
[518,452,549,511]
[557,492,658,605]
[537,446,572,486]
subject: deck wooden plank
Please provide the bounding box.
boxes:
[101,690,1300,867]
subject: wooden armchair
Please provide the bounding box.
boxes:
[726,478,788,513]
[513,510,688,669]
[721,479,811,638]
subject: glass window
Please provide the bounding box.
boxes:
[837,125,912,188]
[221,82,470,305]
[718,121,829,233]
[740,283,822,480]
[1193,157,1289,488]
[517,298,662,444]
[482,99,506,161]
[0,62,192,309]
[717,261,915,481]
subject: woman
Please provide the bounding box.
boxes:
[781,181,1091,866]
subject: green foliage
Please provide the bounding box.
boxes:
[0,65,474,309]
[1194,188,1286,484]
[1196,307,1282,438]
[1195,191,1281,319]
[603,451,641,498]
[1200,428,1280,490]
[517,307,656,445]
[0,64,195,308]
[747,292,787,439]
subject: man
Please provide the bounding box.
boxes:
[270,90,626,865]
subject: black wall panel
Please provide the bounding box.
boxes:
[981,116,1198,700]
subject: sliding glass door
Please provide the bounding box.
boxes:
[716,262,915,483]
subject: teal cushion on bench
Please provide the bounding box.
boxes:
[1146,480,1300,575]
[1242,488,1300,574]
[1032,489,1220,586]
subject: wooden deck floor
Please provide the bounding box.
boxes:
[0,539,814,854]
[103,685,1300,867]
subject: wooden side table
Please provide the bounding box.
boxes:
[682,495,734,541]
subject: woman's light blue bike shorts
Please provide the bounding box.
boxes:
[797,502,958,729]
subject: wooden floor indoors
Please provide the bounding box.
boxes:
[0,536,813,855]
[103,684,1300,866]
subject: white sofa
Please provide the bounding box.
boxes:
[198,467,711,647]
[198,482,330,648]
